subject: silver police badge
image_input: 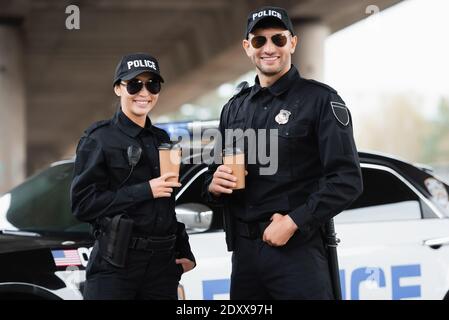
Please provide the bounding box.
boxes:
[275,109,291,125]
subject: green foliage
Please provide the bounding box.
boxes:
[422,98,449,163]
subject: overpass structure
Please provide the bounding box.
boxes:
[0,0,403,192]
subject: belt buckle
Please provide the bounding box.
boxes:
[148,237,167,251]
[136,238,152,252]
[129,237,138,249]
[145,240,154,252]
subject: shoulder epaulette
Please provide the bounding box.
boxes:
[83,119,110,136]
[225,81,252,107]
[220,81,252,126]
[234,81,251,97]
[303,79,338,94]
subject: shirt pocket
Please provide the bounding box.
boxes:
[276,121,311,155]
[275,121,313,175]
[106,149,132,187]
[108,149,129,169]
[277,121,310,138]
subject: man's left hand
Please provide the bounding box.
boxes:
[262,213,298,247]
[176,258,195,273]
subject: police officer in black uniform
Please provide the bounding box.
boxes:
[204,7,363,299]
[71,53,195,300]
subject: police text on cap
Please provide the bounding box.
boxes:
[252,9,281,21]
[127,60,156,71]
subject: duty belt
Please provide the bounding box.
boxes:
[129,234,176,252]
[236,219,270,239]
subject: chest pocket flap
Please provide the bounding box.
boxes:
[278,121,310,138]
[107,149,129,169]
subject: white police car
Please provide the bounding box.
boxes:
[174,148,449,300]
[1,121,449,300]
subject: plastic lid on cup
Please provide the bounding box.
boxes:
[171,142,181,150]
[159,142,181,150]
[223,146,243,156]
[158,143,172,150]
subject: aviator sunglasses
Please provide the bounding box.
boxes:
[250,33,290,49]
[121,78,161,95]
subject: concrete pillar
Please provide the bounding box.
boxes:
[0,24,26,194]
[292,19,329,81]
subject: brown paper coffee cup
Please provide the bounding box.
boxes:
[223,148,245,190]
[159,143,181,183]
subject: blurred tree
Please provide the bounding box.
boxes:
[358,95,431,163]
[422,98,449,164]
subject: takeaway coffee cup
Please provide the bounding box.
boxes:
[223,147,245,190]
[158,143,181,183]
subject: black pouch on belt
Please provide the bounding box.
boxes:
[98,214,133,268]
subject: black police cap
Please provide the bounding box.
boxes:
[245,6,295,39]
[113,53,164,86]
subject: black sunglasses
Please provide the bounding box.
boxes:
[250,33,290,49]
[121,78,161,95]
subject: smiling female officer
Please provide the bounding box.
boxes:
[71,53,195,300]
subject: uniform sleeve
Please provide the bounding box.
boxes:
[201,104,227,206]
[70,136,153,223]
[175,222,196,265]
[289,92,363,231]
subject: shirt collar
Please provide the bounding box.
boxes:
[252,64,300,97]
[113,108,153,138]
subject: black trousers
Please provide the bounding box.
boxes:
[230,229,334,300]
[83,242,183,300]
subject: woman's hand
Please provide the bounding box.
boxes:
[149,173,181,198]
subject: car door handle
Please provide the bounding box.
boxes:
[423,236,449,248]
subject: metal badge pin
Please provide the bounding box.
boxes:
[275,109,291,125]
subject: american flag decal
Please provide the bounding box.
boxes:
[52,250,82,267]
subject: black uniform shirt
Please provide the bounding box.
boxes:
[205,65,363,233]
[71,108,175,236]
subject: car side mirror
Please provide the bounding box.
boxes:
[175,203,213,232]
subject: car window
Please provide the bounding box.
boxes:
[0,162,89,233]
[335,166,423,224]
[176,165,223,232]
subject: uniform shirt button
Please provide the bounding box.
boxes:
[264,106,268,110]
[286,132,289,136]
[154,166,159,170]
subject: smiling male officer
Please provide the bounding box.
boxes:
[204,6,363,299]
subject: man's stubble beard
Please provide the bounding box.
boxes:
[254,56,288,78]
[256,64,283,77]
